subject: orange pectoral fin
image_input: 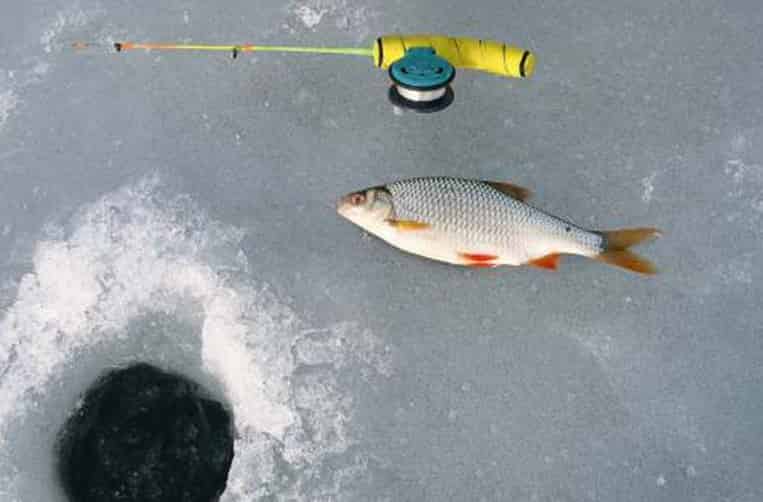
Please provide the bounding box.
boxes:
[527,253,561,271]
[386,219,431,231]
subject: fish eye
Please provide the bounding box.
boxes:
[350,193,366,206]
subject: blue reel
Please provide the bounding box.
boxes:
[388,47,456,113]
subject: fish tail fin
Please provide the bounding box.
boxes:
[594,228,661,275]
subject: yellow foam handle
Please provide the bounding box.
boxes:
[373,34,535,79]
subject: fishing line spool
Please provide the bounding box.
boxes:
[387,47,455,112]
[374,35,534,113]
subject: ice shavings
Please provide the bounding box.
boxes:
[293,5,328,29]
[641,172,656,203]
[40,5,101,54]
[0,88,19,130]
[286,0,377,38]
[0,175,391,500]
[0,4,105,132]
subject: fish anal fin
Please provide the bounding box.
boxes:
[485,181,532,201]
[459,252,499,263]
[527,253,561,271]
[387,219,431,231]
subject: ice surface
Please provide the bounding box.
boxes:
[1,0,762,501]
[0,177,390,500]
[0,89,19,131]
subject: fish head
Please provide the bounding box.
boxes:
[337,186,394,231]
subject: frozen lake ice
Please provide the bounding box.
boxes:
[1,1,762,500]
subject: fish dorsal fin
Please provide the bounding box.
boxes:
[386,219,431,231]
[527,253,561,271]
[485,181,532,201]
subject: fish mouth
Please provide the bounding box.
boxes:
[336,194,353,216]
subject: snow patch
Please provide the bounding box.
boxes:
[40,7,98,54]
[641,172,656,203]
[294,5,328,29]
[725,158,762,196]
[716,254,754,285]
[0,5,108,131]
[0,175,391,500]
[722,132,763,229]
[0,89,19,130]
[287,0,376,37]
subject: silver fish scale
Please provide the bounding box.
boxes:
[385,177,601,254]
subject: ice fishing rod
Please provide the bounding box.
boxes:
[74,34,536,113]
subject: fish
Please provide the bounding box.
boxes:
[336,177,661,274]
